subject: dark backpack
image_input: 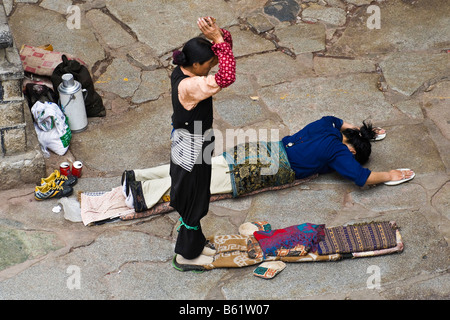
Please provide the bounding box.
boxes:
[24,83,58,122]
[51,55,106,117]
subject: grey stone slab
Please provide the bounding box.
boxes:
[221,210,449,300]
[0,230,176,299]
[276,22,326,54]
[39,0,73,14]
[246,13,275,34]
[0,100,24,127]
[367,123,446,175]
[105,261,227,299]
[264,0,300,22]
[344,0,372,5]
[431,182,450,222]
[1,0,449,301]
[313,56,375,76]
[106,0,237,56]
[131,68,170,104]
[229,25,276,58]
[9,5,105,68]
[379,52,449,96]
[218,72,256,98]
[423,81,450,140]
[350,183,428,212]
[0,149,45,190]
[392,99,424,120]
[209,196,253,212]
[95,58,141,98]
[69,97,173,174]
[0,224,63,271]
[301,4,347,27]
[246,187,344,228]
[259,73,397,134]
[382,272,450,300]
[328,0,450,56]
[86,9,136,50]
[215,94,266,127]
[0,23,13,49]
[3,0,13,16]
[237,51,314,87]
[126,43,160,70]
[0,45,24,81]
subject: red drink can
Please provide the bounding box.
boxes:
[72,161,83,178]
[60,162,71,176]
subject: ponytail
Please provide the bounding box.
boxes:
[172,50,187,66]
[342,120,375,165]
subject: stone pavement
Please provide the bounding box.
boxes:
[0,0,449,301]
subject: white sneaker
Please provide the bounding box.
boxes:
[125,189,134,208]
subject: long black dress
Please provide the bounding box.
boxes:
[170,66,214,259]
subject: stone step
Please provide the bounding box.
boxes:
[0,44,24,81]
[0,3,46,191]
[0,4,13,49]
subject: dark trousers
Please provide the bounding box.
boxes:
[170,140,213,259]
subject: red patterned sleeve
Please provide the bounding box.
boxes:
[212,29,236,88]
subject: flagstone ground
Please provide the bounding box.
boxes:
[0,0,448,301]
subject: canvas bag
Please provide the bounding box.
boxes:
[51,55,106,118]
[31,101,72,157]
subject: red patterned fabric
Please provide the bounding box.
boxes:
[19,45,86,76]
[212,29,236,88]
[254,223,325,257]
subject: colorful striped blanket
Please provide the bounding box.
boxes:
[318,221,398,255]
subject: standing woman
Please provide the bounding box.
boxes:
[170,17,236,271]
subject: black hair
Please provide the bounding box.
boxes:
[342,120,376,165]
[172,37,214,67]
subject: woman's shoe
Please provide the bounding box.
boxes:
[171,255,207,273]
[41,170,77,187]
[35,181,73,200]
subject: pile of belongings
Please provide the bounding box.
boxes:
[20,44,105,156]
[201,220,404,279]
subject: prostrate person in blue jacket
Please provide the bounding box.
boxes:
[282,116,414,187]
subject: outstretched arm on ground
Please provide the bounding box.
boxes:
[365,169,414,186]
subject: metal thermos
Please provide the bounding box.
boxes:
[57,73,88,133]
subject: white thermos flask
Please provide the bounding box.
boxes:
[57,73,88,133]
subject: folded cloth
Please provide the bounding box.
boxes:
[80,186,134,226]
[318,221,398,255]
[253,223,325,258]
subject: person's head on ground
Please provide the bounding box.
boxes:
[172,37,218,76]
[342,120,376,165]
